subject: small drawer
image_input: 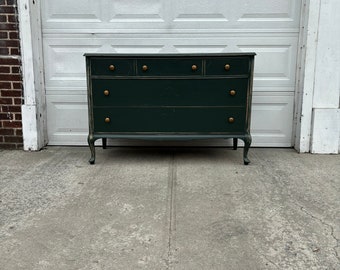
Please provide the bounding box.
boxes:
[90,58,134,76]
[136,58,203,76]
[206,57,250,76]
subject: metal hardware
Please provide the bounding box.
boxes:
[224,64,231,71]
[229,90,236,96]
[192,64,198,71]
[142,65,148,72]
[109,65,115,71]
[104,117,110,123]
[228,117,235,123]
[104,90,110,96]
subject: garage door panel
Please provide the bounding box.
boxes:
[251,93,294,147]
[46,95,88,145]
[42,0,301,31]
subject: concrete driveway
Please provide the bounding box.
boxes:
[0,147,339,269]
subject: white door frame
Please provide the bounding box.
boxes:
[17,0,320,152]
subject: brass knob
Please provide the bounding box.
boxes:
[104,117,110,123]
[229,90,236,96]
[224,64,231,71]
[228,117,235,123]
[142,65,148,72]
[192,64,198,71]
[109,65,115,71]
[104,90,110,96]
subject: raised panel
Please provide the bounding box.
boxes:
[238,0,296,22]
[251,93,294,147]
[237,37,298,88]
[46,95,88,145]
[43,0,102,23]
[43,40,102,88]
[110,0,164,22]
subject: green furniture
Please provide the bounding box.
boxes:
[85,53,255,164]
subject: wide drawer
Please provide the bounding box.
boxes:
[93,107,246,133]
[206,57,250,75]
[136,58,203,76]
[91,78,249,107]
[90,58,134,76]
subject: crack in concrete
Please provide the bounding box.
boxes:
[299,206,340,263]
[166,152,176,270]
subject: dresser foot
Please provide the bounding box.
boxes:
[241,135,252,165]
[88,135,96,165]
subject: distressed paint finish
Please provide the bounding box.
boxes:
[17,0,47,150]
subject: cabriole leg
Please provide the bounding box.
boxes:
[88,135,96,164]
[241,135,252,165]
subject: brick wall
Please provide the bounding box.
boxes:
[0,0,23,149]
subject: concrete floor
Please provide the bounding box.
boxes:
[0,146,339,269]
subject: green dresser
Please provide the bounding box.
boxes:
[85,53,255,164]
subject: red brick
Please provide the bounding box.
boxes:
[0,128,14,135]
[7,0,15,5]
[9,31,18,39]
[0,47,9,55]
[4,136,23,143]
[0,0,6,5]
[3,120,22,128]
[1,105,21,113]
[0,137,3,143]
[15,113,21,120]
[0,82,12,89]
[7,14,17,23]
[0,97,13,104]
[1,90,22,96]
[0,112,12,120]
[0,31,8,38]
[0,23,17,31]
[0,74,22,81]
[0,6,15,14]
[10,66,20,73]
[12,82,22,89]
[0,58,20,65]
[10,48,20,55]
[0,143,22,150]
[0,39,19,47]
[0,66,10,73]
[14,97,21,104]
[15,128,22,136]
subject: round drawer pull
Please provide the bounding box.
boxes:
[104,117,111,123]
[109,65,115,71]
[228,117,235,123]
[229,90,236,96]
[104,90,110,96]
[224,64,231,71]
[192,64,198,71]
[142,65,148,72]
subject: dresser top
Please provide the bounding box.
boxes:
[84,52,256,58]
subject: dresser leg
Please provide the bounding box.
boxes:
[242,135,252,165]
[233,138,238,150]
[88,135,96,164]
[102,138,107,149]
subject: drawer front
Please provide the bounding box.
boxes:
[90,58,134,76]
[91,78,249,107]
[206,57,250,76]
[136,58,202,76]
[93,107,246,133]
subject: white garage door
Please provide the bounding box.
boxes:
[42,0,301,147]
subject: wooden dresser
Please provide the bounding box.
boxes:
[85,53,255,164]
